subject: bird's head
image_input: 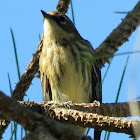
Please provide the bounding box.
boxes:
[41,10,81,41]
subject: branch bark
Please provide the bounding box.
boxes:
[0,91,91,140]
[37,101,140,117]
[0,92,139,138]
[55,0,71,15]
[95,1,140,67]
[0,39,43,138]
[12,38,43,101]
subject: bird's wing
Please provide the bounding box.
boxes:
[40,72,52,101]
[83,40,102,140]
[91,60,102,103]
[84,39,102,103]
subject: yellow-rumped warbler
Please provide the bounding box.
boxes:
[39,10,102,140]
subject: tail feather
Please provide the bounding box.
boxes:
[94,130,101,140]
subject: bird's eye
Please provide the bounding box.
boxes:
[59,16,67,25]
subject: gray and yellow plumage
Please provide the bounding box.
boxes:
[39,10,102,140]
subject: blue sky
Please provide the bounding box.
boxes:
[0,0,140,139]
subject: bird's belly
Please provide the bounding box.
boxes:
[51,60,90,103]
[41,47,91,103]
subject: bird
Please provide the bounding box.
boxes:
[39,10,102,140]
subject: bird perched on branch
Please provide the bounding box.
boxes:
[39,10,102,140]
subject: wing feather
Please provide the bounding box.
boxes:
[91,61,102,140]
[91,62,102,103]
[40,72,52,101]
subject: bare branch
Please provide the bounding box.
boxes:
[51,108,138,138]
[55,0,71,15]
[38,101,140,117]
[2,99,140,138]
[12,38,43,101]
[2,100,139,119]
[0,39,43,138]
[0,91,91,140]
[95,1,140,67]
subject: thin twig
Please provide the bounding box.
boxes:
[0,91,91,140]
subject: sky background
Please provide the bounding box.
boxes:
[0,0,140,140]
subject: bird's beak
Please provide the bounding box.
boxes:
[41,10,51,18]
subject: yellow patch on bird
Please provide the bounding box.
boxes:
[40,41,91,103]
[52,56,90,103]
[60,65,85,103]
[88,63,92,72]
[42,59,47,68]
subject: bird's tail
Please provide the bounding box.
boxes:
[94,130,102,140]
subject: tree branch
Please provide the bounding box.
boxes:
[2,100,140,120]
[0,91,91,140]
[55,0,71,15]
[0,39,43,138]
[19,101,140,138]
[12,38,43,101]
[95,1,140,67]
[0,93,139,138]
[37,101,140,117]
